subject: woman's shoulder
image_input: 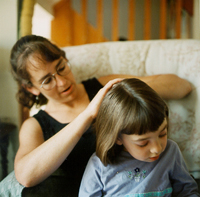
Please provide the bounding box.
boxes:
[21,116,41,129]
[19,116,43,137]
[33,109,63,125]
[33,109,51,123]
[16,117,44,161]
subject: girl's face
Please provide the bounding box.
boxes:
[116,119,168,162]
[26,56,78,104]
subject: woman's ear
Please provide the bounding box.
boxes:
[23,84,40,96]
[116,137,123,145]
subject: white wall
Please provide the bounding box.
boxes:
[36,0,60,15]
[0,0,19,178]
[0,0,19,126]
[32,3,54,39]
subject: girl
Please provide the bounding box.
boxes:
[79,78,199,197]
[0,35,191,196]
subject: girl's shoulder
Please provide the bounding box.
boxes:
[88,153,102,165]
[86,153,107,173]
[164,139,182,159]
[167,139,179,151]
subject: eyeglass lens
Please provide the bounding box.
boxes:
[41,61,71,90]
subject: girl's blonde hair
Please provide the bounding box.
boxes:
[95,78,168,165]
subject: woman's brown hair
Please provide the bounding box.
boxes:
[95,78,168,165]
[10,35,66,108]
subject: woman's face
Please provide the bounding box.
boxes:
[26,55,79,104]
[117,119,168,162]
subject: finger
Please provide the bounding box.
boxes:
[97,78,123,98]
[91,78,123,108]
[87,78,123,117]
[104,78,123,89]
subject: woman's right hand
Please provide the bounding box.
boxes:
[85,78,123,119]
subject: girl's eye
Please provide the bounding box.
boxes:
[138,142,148,147]
[159,133,167,138]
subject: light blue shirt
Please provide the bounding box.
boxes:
[79,139,200,197]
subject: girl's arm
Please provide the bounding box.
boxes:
[98,74,192,100]
[14,78,122,187]
[170,142,199,196]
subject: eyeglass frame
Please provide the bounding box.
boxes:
[40,59,71,90]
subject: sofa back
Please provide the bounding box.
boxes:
[63,39,200,178]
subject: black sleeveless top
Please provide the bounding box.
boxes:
[22,78,103,197]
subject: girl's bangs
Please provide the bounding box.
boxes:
[121,105,167,135]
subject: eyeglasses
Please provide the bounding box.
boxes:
[40,60,71,90]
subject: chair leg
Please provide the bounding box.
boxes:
[0,134,9,180]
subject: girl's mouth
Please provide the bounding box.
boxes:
[149,155,160,161]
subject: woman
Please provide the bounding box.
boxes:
[3,35,191,196]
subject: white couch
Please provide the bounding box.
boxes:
[63,39,200,179]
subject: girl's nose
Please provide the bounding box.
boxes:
[150,140,162,154]
[55,74,67,86]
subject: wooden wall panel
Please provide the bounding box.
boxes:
[51,0,73,47]
[81,0,88,44]
[176,0,182,38]
[22,0,192,122]
[51,0,188,46]
[88,24,98,43]
[160,0,167,39]
[96,0,104,42]
[88,24,108,43]
[112,0,119,41]
[72,10,86,45]
[144,0,151,40]
[128,0,135,40]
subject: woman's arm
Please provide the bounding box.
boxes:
[14,78,122,187]
[98,74,192,100]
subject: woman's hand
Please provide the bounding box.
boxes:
[85,78,123,119]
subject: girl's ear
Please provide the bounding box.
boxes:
[116,137,123,145]
[23,84,40,96]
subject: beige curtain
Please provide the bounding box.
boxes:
[20,0,36,37]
